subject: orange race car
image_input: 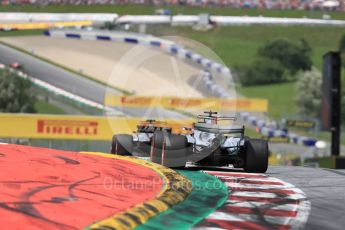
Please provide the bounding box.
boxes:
[110,119,192,156]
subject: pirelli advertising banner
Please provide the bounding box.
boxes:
[0,21,92,30]
[105,95,268,112]
[0,113,193,141]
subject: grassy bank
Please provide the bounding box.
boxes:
[149,25,344,70]
[147,25,343,120]
[34,100,66,114]
[0,29,43,37]
[237,82,296,119]
[1,5,345,20]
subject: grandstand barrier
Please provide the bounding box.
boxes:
[104,95,268,112]
[1,12,345,26]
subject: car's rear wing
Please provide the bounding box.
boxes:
[194,123,245,135]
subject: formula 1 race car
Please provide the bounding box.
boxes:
[110,119,174,156]
[111,111,269,173]
[9,62,22,70]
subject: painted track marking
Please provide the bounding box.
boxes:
[0,145,169,230]
[194,171,311,230]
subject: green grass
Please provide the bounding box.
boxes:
[0,29,44,37]
[1,5,345,20]
[149,25,344,70]
[146,26,343,120]
[237,82,296,119]
[289,128,345,145]
[34,100,66,114]
[244,127,262,139]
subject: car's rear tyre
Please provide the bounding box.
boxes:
[110,134,133,156]
[150,131,164,164]
[150,131,187,168]
[162,133,187,168]
[244,138,268,173]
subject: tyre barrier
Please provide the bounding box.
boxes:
[240,112,317,147]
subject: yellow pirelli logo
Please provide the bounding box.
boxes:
[0,113,193,140]
[105,95,268,112]
[0,21,92,30]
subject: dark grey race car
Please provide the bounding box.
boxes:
[111,111,269,173]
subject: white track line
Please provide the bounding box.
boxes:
[225,182,296,190]
[195,171,311,230]
[218,176,284,182]
[207,211,293,226]
[230,191,306,200]
[225,202,298,211]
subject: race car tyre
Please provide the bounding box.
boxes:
[244,138,269,173]
[110,134,133,156]
[150,130,164,164]
[161,133,188,168]
[150,131,188,168]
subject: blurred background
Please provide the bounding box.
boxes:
[0,0,344,168]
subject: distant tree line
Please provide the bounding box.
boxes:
[235,36,345,125]
[235,38,312,86]
[0,68,37,113]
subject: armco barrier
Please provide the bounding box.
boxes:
[0,113,193,141]
[105,95,268,112]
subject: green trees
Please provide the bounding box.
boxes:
[258,39,312,75]
[237,39,312,86]
[0,68,36,113]
[295,68,322,119]
[340,34,345,70]
[339,34,345,52]
[235,58,285,86]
